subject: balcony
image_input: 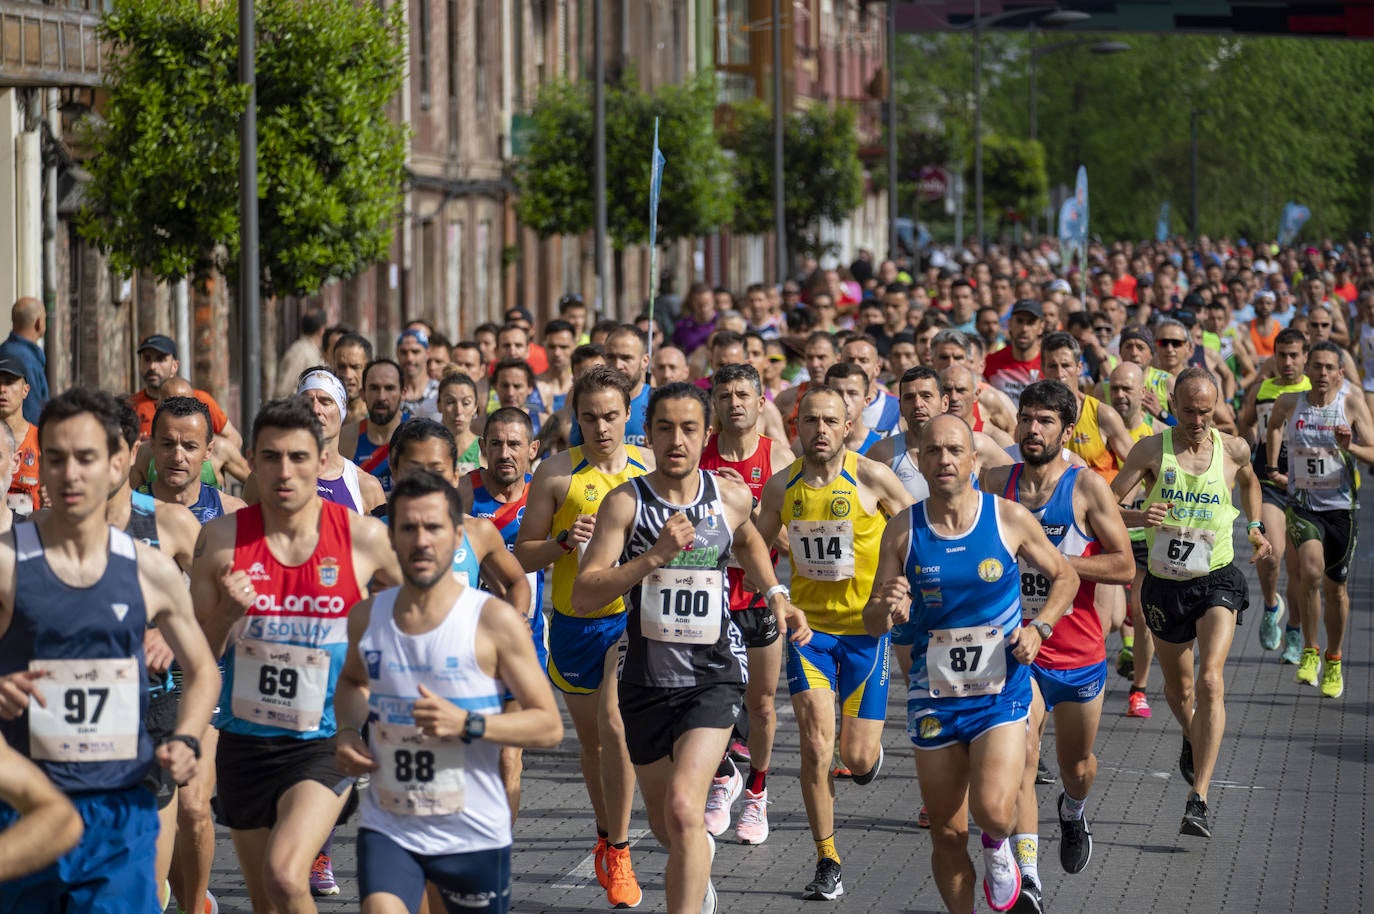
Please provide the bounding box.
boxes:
[0,0,107,88]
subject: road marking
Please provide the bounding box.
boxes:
[1097,765,1268,790]
[552,828,651,888]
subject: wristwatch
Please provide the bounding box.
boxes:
[1248,521,1267,535]
[556,529,575,552]
[1031,621,1054,641]
[163,733,202,760]
[461,711,486,744]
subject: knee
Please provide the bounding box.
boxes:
[797,728,831,766]
[664,792,702,837]
[1195,669,1225,703]
[264,855,307,902]
[746,693,775,726]
[930,820,970,854]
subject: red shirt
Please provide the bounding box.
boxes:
[701,434,777,612]
[1111,275,1138,302]
[130,389,229,439]
[7,423,40,514]
[983,347,1041,402]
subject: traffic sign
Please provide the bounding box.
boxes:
[917,166,948,202]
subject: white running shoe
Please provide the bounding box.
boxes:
[703,761,743,837]
[735,788,769,844]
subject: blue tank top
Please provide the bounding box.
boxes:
[0,524,152,793]
[123,490,174,694]
[903,493,1027,709]
[188,484,226,525]
[469,471,546,643]
[450,529,481,588]
[353,415,409,494]
[856,429,883,456]
[569,384,651,448]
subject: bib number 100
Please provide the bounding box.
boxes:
[659,589,711,618]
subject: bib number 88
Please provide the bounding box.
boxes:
[393,749,436,783]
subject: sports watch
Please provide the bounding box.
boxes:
[1031,621,1054,641]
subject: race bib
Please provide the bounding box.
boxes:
[372,723,466,816]
[231,640,330,732]
[926,626,1007,698]
[1148,525,1214,580]
[1292,445,1343,491]
[28,658,140,763]
[640,568,723,644]
[1019,565,1052,619]
[788,520,855,581]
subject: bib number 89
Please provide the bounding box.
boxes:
[948,646,983,673]
[257,665,299,700]
[1020,572,1050,599]
[393,749,436,783]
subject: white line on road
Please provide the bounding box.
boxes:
[1097,764,1268,790]
[552,829,652,888]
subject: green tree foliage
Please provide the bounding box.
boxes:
[967,134,1047,225]
[726,101,864,257]
[514,73,734,249]
[79,0,407,298]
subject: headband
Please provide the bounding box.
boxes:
[297,369,347,417]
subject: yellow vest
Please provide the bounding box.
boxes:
[1067,395,1119,483]
[550,445,649,618]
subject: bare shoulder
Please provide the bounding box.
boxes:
[1222,431,1252,464]
[855,451,901,488]
[134,538,186,590]
[714,472,754,517]
[865,434,896,465]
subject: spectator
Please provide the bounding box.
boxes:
[273,309,328,398]
[0,298,47,424]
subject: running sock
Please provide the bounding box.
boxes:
[1059,791,1087,821]
[1011,833,1039,883]
[597,827,609,840]
[1285,624,1301,633]
[747,767,767,793]
[1265,602,1280,614]
[981,832,1005,850]
[611,841,629,850]
[815,835,840,864]
[1326,650,1342,662]
[715,757,736,779]
[1121,631,1134,649]
[851,747,883,786]
[1129,687,1146,696]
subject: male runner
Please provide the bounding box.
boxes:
[575,382,810,914]
[983,300,1045,401]
[568,325,652,448]
[331,332,374,425]
[539,319,578,414]
[1239,329,1309,661]
[1038,334,1136,482]
[1111,367,1273,838]
[339,359,409,494]
[334,470,562,914]
[840,336,902,436]
[698,363,795,844]
[804,363,883,456]
[142,397,248,523]
[0,359,38,515]
[0,425,19,534]
[0,388,219,911]
[1262,341,1374,698]
[983,381,1134,911]
[397,329,440,419]
[0,733,83,881]
[776,332,841,440]
[129,334,243,451]
[756,385,912,900]
[864,414,1078,914]
[942,365,1014,448]
[928,330,1017,438]
[514,366,654,908]
[191,397,400,913]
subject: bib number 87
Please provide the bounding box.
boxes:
[257,665,299,700]
[393,749,436,783]
[1166,539,1195,562]
[948,646,983,672]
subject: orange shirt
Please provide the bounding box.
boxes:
[7,422,40,514]
[129,389,228,439]
[1112,275,1139,303]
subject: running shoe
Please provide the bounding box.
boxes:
[1058,794,1093,874]
[727,739,751,765]
[1126,690,1152,718]
[917,805,931,829]
[1258,598,1284,650]
[1179,793,1210,838]
[1035,757,1057,785]
[700,878,717,914]
[310,853,339,897]
[1179,738,1194,785]
[1320,658,1344,698]
[982,839,1022,912]
[1295,648,1321,686]
[803,858,844,900]
[1115,646,1134,680]
[1280,629,1303,665]
[594,835,609,889]
[736,788,769,844]
[177,892,220,914]
[1010,874,1044,914]
[604,845,643,908]
[704,761,743,837]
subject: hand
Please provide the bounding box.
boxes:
[1009,625,1042,665]
[713,467,746,486]
[1335,424,1353,450]
[335,728,379,776]
[1142,389,1163,417]
[0,670,46,720]
[771,598,812,646]
[570,514,597,546]
[155,740,197,786]
[874,577,912,626]
[1248,530,1274,563]
[1143,502,1171,528]
[650,512,696,562]
[411,684,467,739]
[219,564,257,615]
[144,629,174,676]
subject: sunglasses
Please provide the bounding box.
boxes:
[1092,326,1113,334]
[767,354,787,363]
[1157,338,1188,348]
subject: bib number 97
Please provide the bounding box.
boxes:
[63,687,109,725]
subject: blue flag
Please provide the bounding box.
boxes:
[1278,202,1310,247]
[1156,201,1171,243]
[647,118,666,359]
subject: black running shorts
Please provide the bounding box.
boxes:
[1140,564,1249,645]
[1285,504,1356,583]
[214,732,355,831]
[618,682,746,767]
[729,605,780,649]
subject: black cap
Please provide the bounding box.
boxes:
[0,355,25,380]
[1011,299,1044,319]
[504,306,533,323]
[1181,292,1207,311]
[137,334,177,358]
[1120,326,1154,349]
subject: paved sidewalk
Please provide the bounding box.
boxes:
[203,505,1373,913]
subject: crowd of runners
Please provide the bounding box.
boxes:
[0,234,1367,914]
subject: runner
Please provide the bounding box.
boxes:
[1237,328,1309,661]
[0,387,219,911]
[803,363,883,456]
[129,334,244,451]
[983,300,1045,402]
[140,396,248,523]
[941,364,1014,449]
[982,381,1134,910]
[0,425,18,534]
[397,329,440,419]
[1111,367,1273,838]
[514,366,654,908]
[0,733,83,881]
[928,329,1017,438]
[777,332,841,440]
[333,470,562,914]
[1038,333,1136,483]
[191,397,400,913]
[755,385,912,900]
[331,333,374,425]
[697,363,795,844]
[339,359,409,494]
[566,325,652,449]
[840,336,902,436]
[863,414,1078,914]
[1262,341,1374,698]
[0,358,39,516]
[539,319,578,414]
[574,382,810,914]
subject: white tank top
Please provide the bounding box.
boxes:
[891,447,929,501]
[1360,326,1374,392]
[357,586,510,854]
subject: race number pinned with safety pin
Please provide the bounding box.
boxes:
[788,520,855,581]
[372,723,467,816]
[641,568,724,644]
[926,626,1007,698]
[231,640,330,732]
[28,658,141,762]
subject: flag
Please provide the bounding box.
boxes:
[647,118,667,360]
[1156,201,1171,243]
[1277,202,1310,247]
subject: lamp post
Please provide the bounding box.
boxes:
[886,0,897,261]
[773,0,786,282]
[238,0,260,429]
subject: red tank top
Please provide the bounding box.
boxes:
[970,399,985,433]
[232,501,363,629]
[785,382,811,441]
[701,434,777,612]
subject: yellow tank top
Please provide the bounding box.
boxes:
[1144,429,1238,579]
[551,445,649,618]
[1067,395,1119,482]
[781,451,886,635]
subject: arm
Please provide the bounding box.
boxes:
[359,472,387,515]
[1097,400,1137,465]
[858,457,915,516]
[188,518,255,658]
[759,400,789,444]
[975,432,1014,469]
[155,502,201,574]
[143,544,221,785]
[571,485,669,616]
[1002,500,1079,664]
[1237,381,1261,444]
[334,599,379,775]
[1338,391,1374,465]
[211,437,251,485]
[1264,395,1294,488]
[720,478,810,645]
[1111,436,1162,527]
[457,473,475,515]
[468,517,532,620]
[129,443,153,492]
[513,455,574,573]
[862,511,913,638]
[0,735,83,881]
[1074,471,1136,585]
[754,472,787,549]
[352,514,403,590]
[218,420,244,455]
[1228,435,1273,563]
